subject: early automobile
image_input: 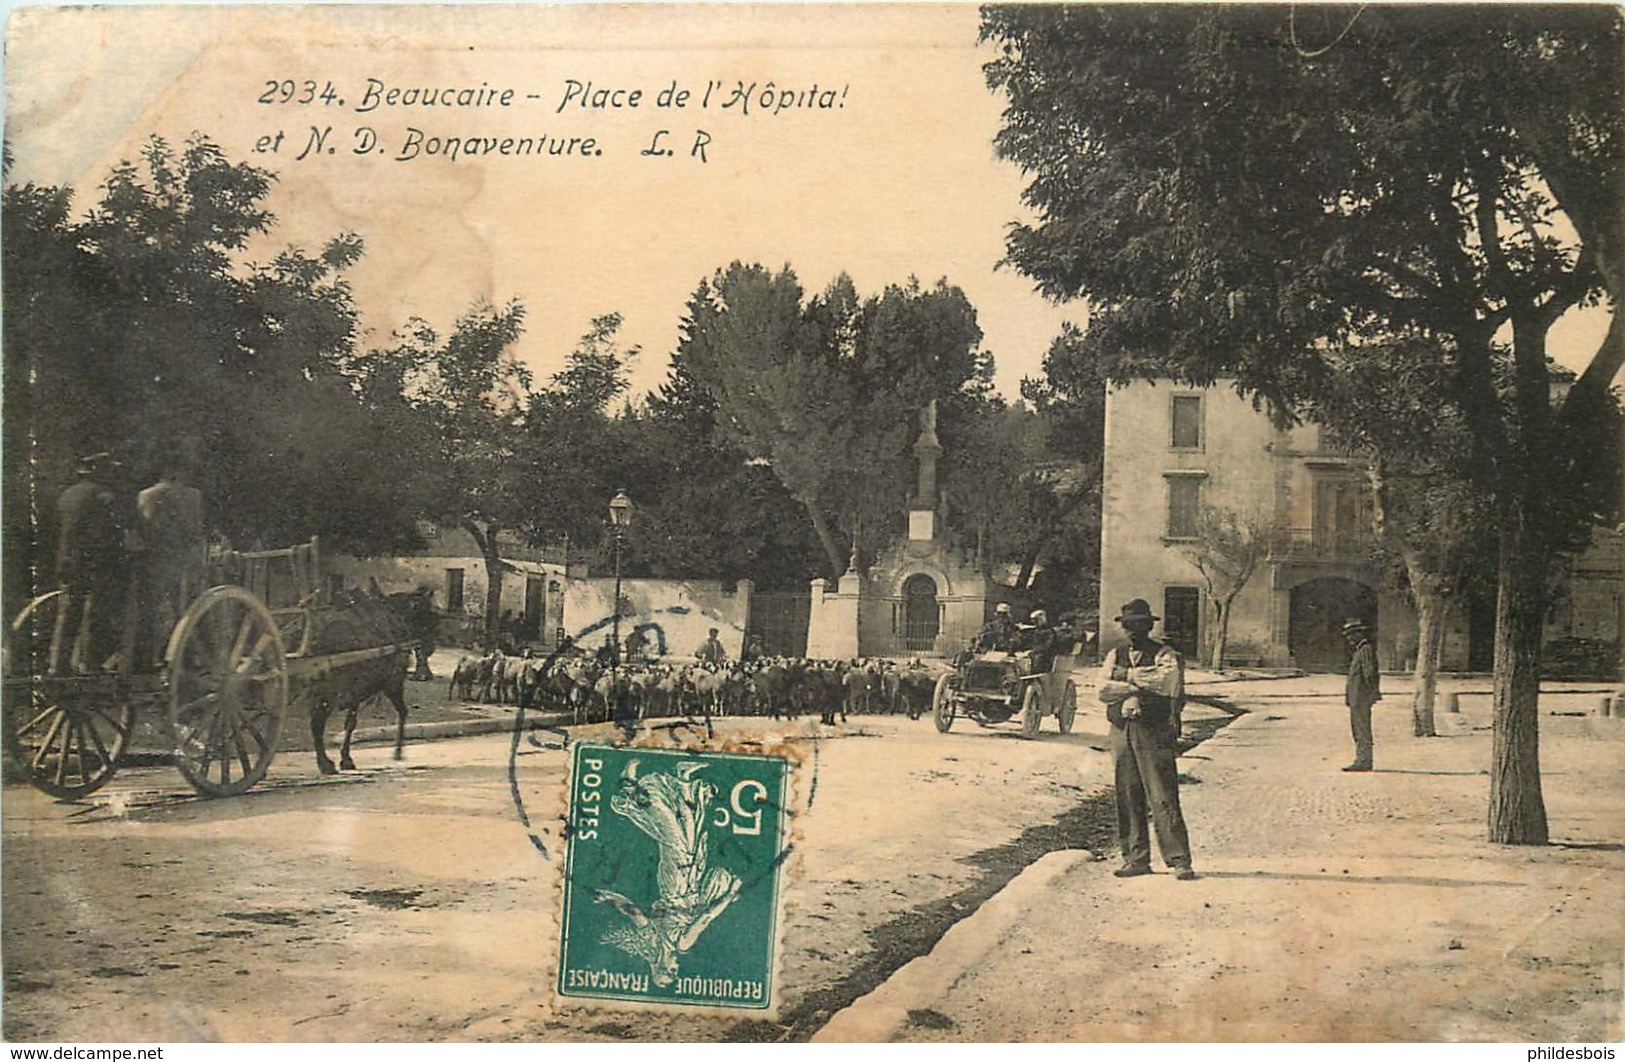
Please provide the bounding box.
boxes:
[931,641,1078,739]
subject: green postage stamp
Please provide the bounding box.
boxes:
[558,742,791,1010]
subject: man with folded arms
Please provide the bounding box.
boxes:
[1098,598,1196,881]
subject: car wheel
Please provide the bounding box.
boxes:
[1058,680,1077,734]
[1020,684,1043,739]
[933,674,955,733]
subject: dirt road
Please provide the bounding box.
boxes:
[2,689,1151,1042]
[819,677,1625,1043]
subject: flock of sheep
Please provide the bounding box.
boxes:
[448,650,946,726]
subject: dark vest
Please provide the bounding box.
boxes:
[1107,642,1174,726]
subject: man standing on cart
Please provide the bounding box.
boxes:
[137,452,205,667]
[53,452,124,673]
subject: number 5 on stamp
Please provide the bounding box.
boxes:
[558,743,789,1009]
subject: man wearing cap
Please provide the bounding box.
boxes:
[1098,598,1196,881]
[975,602,1018,652]
[1341,618,1382,772]
[53,453,124,673]
[1020,608,1061,674]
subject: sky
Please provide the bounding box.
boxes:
[3,3,1083,400]
[3,2,1610,401]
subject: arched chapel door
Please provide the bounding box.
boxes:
[901,574,941,653]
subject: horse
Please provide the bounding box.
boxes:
[288,588,417,775]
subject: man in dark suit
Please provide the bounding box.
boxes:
[1341,618,1382,772]
[54,453,123,673]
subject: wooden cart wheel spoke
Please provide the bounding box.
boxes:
[226,613,260,672]
[168,586,287,797]
[228,723,255,779]
[58,721,82,789]
[73,721,98,789]
[80,715,114,770]
[52,722,79,788]
[29,712,67,773]
[192,711,223,777]
[236,718,270,757]
[217,732,233,788]
[209,600,242,674]
[14,703,61,739]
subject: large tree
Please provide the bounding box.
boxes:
[3,134,423,618]
[625,359,828,589]
[362,299,532,650]
[674,264,987,578]
[983,5,1624,843]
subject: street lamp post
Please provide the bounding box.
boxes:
[608,490,633,667]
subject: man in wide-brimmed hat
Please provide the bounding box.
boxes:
[1340,617,1382,771]
[1097,598,1196,881]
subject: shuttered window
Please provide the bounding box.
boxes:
[1167,477,1202,539]
[1171,394,1203,450]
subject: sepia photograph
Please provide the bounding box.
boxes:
[2,1,1622,1046]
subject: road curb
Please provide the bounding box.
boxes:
[811,848,1094,1042]
[347,711,566,746]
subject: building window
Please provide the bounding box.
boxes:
[446,568,465,612]
[1166,475,1203,539]
[1171,394,1203,450]
[1312,478,1374,556]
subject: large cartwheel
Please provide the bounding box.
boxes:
[3,585,290,800]
[3,591,136,800]
[164,586,289,797]
[4,536,420,802]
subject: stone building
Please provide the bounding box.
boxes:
[1099,379,1624,674]
[326,523,572,649]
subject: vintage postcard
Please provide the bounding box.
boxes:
[3,2,1622,1048]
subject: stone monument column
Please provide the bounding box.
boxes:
[910,399,942,545]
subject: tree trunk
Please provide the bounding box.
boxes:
[1487,510,1549,845]
[1210,597,1232,672]
[1486,308,1554,846]
[804,504,847,582]
[1015,548,1040,592]
[467,521,504,654]
[1411,585,1444,738]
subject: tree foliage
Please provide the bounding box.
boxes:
[672,263,988,578]
[981,4,1625,842]
[3,135,426,616]
[1177,505,1279,670]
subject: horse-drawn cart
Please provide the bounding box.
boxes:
[3,538,417,800]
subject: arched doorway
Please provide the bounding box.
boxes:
[901,574,941,653]
[1289,577,1377,672]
